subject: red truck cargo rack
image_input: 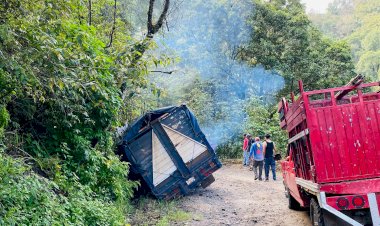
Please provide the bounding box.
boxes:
[279,79,380,225]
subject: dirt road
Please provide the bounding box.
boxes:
[177,163,311,226]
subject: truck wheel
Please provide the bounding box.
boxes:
[310,198,324,226]
[287,188,301,210]
[201,174,215,188]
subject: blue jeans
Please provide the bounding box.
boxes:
[264,157,276,180]
[243,151,249,165]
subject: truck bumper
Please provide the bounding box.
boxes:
[319,192,380,226]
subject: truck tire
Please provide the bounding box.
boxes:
[287,188,301,210]
[201,174,215,188]
[310,198,325,226]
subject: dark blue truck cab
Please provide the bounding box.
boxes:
[118,105,222,200]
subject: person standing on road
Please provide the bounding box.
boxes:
[263,134,276,181]
[242,134,250,166]
[247,134,253,169]
[250,137,264,180]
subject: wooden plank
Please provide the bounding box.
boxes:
[286,105,304,124]
[304,81,380,96]
[364,102,380,175]
[332,107,350,179]
[375,101,380,174]
[310,109,326,181]
[288,129,309,144]
[307,109,327,182]
[335,75,364,100]
[163,125,207,164]
[152,123,191,179]
[324,108,342,179]
[295,177,320,195]
[340,105,358,177]
[356,91,371,176]
[353,104,367,175]
[342,105,360,179]
[152,131,177,186]
[286,114,307,133]
[317,109,335,180]
[362,103,376,176]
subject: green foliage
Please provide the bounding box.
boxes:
[181,78,213,126]
[242,0,355,96]
[216,136,244,160]
[0,106,9,136]
[156,211,191,226]
[0,153,127,225]
[309,0,380,81]
[156,75,214,126]
[0,0,170,224]
[309,0,356,39]
[244,98,288,156]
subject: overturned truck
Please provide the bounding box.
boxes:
[118,105,222,200]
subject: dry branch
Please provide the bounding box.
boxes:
[105,0,117,48]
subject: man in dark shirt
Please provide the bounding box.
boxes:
[263,134,276,181]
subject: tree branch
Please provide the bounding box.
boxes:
[150,70,175,74]
[128,0,170,65]
[120,0,170,99]
[105,0,117,48]
[88,0,92,25]
[147,0,170,38]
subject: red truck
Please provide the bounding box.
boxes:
[278,78,380,226]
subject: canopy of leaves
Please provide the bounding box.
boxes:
[309,0,380,81]
[0,0,170,224]
[241,0,355,96]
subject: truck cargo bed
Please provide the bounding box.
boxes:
[118,105,222,200]
[305,82,380,183]
[279,79,380,225]
[281,81,380,184]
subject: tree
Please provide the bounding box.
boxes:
[0,0,173,224]
[309,0,380,81]
[241,0,355,96]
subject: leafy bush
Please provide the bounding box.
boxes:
[0,0,156,224]
[244,98,288,157]
[216,135,244,160]
[0,153,129,225]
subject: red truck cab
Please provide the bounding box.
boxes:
[279,79,380,226]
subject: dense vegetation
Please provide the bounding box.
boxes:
[0,0,170,224]
[0,0,363,224]
[309,0,380,81]
[241,0,355,96]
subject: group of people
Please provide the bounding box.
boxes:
[242,133,277,181]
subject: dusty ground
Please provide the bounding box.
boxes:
[176,163,311,226]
